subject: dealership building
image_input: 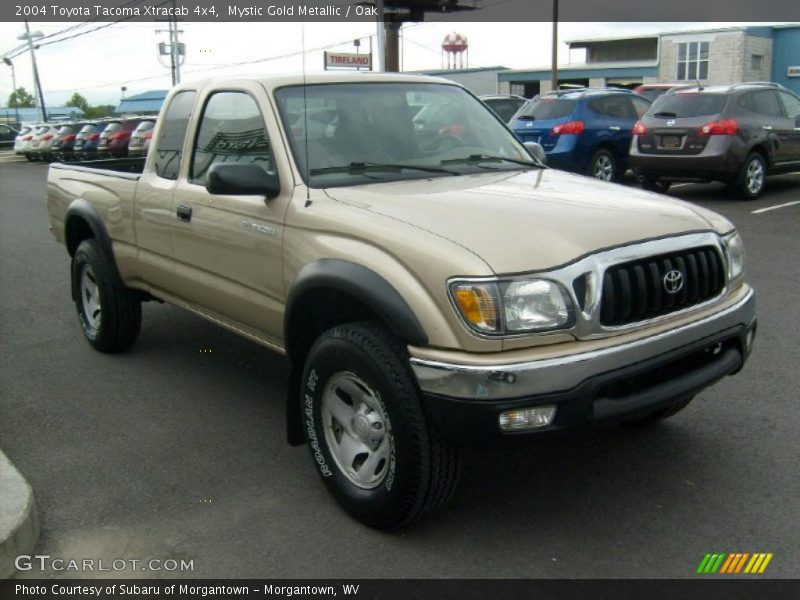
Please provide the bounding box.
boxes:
[493,24,800,97]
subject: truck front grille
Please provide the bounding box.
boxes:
[599,246,725,327]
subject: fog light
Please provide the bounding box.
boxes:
[498,405,557,432]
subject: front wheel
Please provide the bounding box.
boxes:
[72,239,142,353]
[300,322,461,530]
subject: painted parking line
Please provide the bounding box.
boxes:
[751,201,800,214]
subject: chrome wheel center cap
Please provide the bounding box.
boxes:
[353,406,385,444]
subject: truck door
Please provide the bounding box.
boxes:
[168,83,293,346]
[134,89,197,291]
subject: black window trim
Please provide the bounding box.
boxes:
[187,87,274,188]
[154,88,198,182]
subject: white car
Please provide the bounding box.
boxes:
[27,123,59,161]
[13,125,34,155]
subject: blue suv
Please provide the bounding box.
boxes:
[509,89,651,181]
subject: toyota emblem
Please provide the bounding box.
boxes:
[663,270,684,294]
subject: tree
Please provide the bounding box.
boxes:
[66,92,89,112]
[8,87,34,108]
[84,105,116,119]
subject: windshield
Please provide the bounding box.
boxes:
[275,82,533,187]
[102,122,122,134]
[57,125,74,134]
[649,93,728,118]
[515,97,577,120]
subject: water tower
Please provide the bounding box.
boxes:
[442,32,469,70]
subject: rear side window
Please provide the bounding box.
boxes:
[190,91,273,186]
[630,96,652,118]
[649,93,727,118]
[155,90,197,180]
[777,91,800,120]
[516,98,577,120]
[135,120,156,133]
[588,95,635,119]
[739,90,783,118]
[484,98,526,122]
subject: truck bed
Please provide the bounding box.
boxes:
[51,157,146,178]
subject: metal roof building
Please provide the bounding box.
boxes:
[497,24,800,97]
[117,90,168,115]
[0,106,85,125]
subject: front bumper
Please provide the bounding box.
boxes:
[410,289,756,444]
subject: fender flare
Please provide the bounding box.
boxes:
[64,199,122,299]
[283,259,428,446]
[284,259,428,350]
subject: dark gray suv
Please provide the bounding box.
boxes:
[630,82,800,198]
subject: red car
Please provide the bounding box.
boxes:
[97,117,143,158]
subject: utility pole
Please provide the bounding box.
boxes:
[551,0,559,91]
[156,17,184,86]
[2,58,20,126]
[375,0,386,72]
[18,20,46,121]
[171,0,181,85]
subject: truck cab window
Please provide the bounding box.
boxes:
[190,91,274,186]
[155,90,197,180]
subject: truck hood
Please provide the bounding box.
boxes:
[324,168,718,274]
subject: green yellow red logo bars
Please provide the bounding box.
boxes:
[696,553,773,574]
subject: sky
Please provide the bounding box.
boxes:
[0,20,784,107]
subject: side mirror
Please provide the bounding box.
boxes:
[206,163,280,198]
[524,141,547,165]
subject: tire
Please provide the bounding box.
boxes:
[300,321,461,530]
[638,173,672,193]
[71,239,142,353]
[588,149,619,182]
[627,396,694,426]
[735,152,767,199]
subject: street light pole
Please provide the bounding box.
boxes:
[551,0,559,91]
[2,58,20,126]
[18,20,46,122]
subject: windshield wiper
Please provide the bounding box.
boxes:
[310,162,458,176]
[515,115,536,120]
[441,154,542,168]
[653,111,678,118]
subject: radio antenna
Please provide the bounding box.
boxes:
[301,21,312,207]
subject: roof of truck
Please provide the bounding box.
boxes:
[174,71,455,94]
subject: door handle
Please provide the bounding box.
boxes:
[609,126,621,131]
[176,205,192,222]
[762,126,774,131]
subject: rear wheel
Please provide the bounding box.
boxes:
[72,239,142,353]
[589,149,619,182]
[301,322,461,530]
[735,152,767,199]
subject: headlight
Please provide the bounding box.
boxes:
[450,279,573,336]
[723,231,745,283]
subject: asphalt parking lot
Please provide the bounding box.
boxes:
[1,160,798,579]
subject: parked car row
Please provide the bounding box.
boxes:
[13,116,156,162]
[501,81,800,198]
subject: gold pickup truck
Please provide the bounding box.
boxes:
[46,73,756,529]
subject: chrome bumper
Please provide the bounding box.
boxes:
[410,289,756,400]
